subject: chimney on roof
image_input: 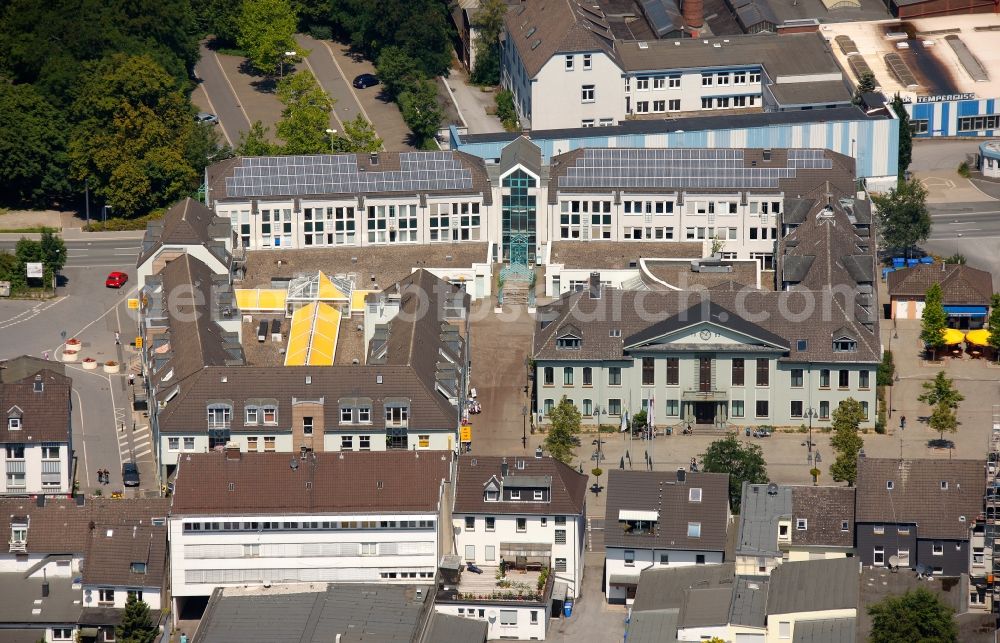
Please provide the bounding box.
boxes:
[589,272,601,300]
[501,457,509,478]
[369,153,379,166]
[676,468,686,483]
[224,444,241,461]
[683,0,704,31]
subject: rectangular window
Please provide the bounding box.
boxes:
[701,73,713,86]
[731,358,744,386]
[341,435,353,450]
[582,54,592,70]
[790,401,803,418]
[264,436,276,452]
[859,370,870,389]
[756,359,769,387]
[247,437,258,451]
[653,76,665,89]
[642,357,655,385]
[563,367,574,386]
[358,407,371,423]
[624,550,635,566]
[666,399,679,417]
[874,546,885,565]
[687,522,701,538]
[933,542,944,555]
[543,366,554,386]
[555,529,567,544]
[731,400,745,418]
[839,370,849,389]
[756,400,769,418]
[486,517,495,531]
[486,545,496,561]
[418,435,430,448]
[245,407,259,424]
[861,401,870,420]
[581,85,595,102]
[636,77,649,91]
[609,367,621,386]
[820,369,830,388]
[635,101,649,114]
[564,55,574,70]
[668,99,680,111]
[499,610,517,626]
[533,490,543,500]
[517,518,527,532]
[717,73,729,85]
[465,516,475,531]
[583,367,593,386]
[359,435,371,450]
[666,358,678,385]
[302,416,313,435]
[790,369,803,388]
[183,437,195,450]
[168,437,179,451]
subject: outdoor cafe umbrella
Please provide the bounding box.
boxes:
[966,329,991,347]
[941,328,965,346]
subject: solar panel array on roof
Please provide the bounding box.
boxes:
[883,53,918,88]
[557,148,800,190]
[835,35,859,56]
[225,152,474,198]
[847,56,873,81]
[787,149,833,170]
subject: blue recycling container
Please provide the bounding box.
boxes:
[920,256,934,264]
[564,601,573,617]
[892,257,905,268]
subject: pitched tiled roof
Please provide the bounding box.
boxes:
[503,0,619,79]
[0,368,71,444]
[887,263,993,305]
[766,557,859,615]
[452,455,587,516]
[631,563,736,612]
[170,451,452,515]
[0,497,170,555]
[791,486,855,548]
[82,523,167,588]
[855,458,984,540]
[604,470,729,552]
[137,197,231,267]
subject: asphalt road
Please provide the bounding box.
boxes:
[925,202,1000,288]
[0,238,141,269]
[194,42,252,147]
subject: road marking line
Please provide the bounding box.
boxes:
[50,284,138,357]
[65,263,139,269]
[317,39,385,151]
[134,448,152,458]
[72,389,91,488]
[211,50,253,128]
[299,54,346,133]
[196,81,235,147]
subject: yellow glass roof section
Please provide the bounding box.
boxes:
[234,289,286,312]
[283,301,341,366]
[317,271,349,301]
[351,289,376,313]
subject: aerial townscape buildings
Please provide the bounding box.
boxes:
[4,0,1000,641]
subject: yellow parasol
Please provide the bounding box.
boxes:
[966,329,991,347]
[941,328,965,345]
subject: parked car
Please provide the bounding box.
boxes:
[352,73,379,89]
[105,271,128,288]
[122,462,140,487]
[195,112,219,124]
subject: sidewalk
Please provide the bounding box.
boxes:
[443,66,505,135]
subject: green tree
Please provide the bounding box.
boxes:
[872,179,930,256]
[495,89,519,131]
[829,398,865,486]
[700,434,768,513]
[927,401,959,441]
[39,229,67,274]
[0,83,70,207]
[891,93,913,179]
[399,79,443,148]
[237,0,300,74]
[193,0,244,45]
[471,0,507,85]
[68,53,199,217]
[920,283,948,357]
[331,114,383,153]
[544,398,581,464]
[236,120,279,156]
[867,587,957,643]
[630,409,647,434]
[115,594,157,643]
[375,46,422,101]
[918,371,964,441]
[338,0,452,77]
[876,349,895,387]
[852,71,876,105]
[988,294,1000,357]
[275,70,334,154]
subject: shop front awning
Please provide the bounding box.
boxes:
[619,509,658,522]
[944,305,988,317]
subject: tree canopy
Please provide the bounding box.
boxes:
[399,79,443,148]
[0,83,70,207]
[891,94,913,178]
[700,434,768,513]
[867,587,957,643]
[471,0,507,85]
[872,179,930,255]
[544,398,581,464]
[237,0,300,74]
[852,71,876,104]
[919,371,963,440]
[829,398,865,486]
[920,283,947,353]
[275,70,334,154]
[987,294,1000,357]
[331,114,383,153]
[116,595,157,643]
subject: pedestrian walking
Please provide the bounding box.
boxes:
[42,351,49,361]
[128,373,135,387]
[97,469,102,485]
[115,331,120,345]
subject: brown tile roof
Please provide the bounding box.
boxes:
[549,241,703,270]
[170,451,452,515]
[855,458,984,540]
[452,455,588,516]
[0,368,71,444]
[887,263,993,305]
[0,497,170,555]
[82,523,167,588]
[137,197,231,267]
[503,0,618,79]
[790,486,855,548]
[604,470,730,552]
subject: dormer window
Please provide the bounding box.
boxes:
[511,490,521,500]
[9,522,27,552]
[207,404,232,429]
[245,406,259,425]
[33,377,43,393]
[485,489,499,502]
[687,522,701,538]
[262,406,277,424]
[556,334,581,350]
[533,490,543,500]
[130,562,147,574]
[833,337,857,352]
[8,417,21,431]
[796,518,807,530]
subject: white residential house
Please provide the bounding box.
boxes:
[604,469,730,604]
[167,450,453,626]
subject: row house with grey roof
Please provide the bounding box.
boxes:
[532,185,879,431]
[501,1,852,130]
[167,450,452,624]
[0,360,72,495]
[603,469,730,604]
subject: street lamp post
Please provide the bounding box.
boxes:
[594,406,604,462]
[521,405,528,449]
[806,407,817,453]
[325,128,338,153]
[279,50,297,80]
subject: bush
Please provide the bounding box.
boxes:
[495,90,519,131]
[85,209,166,231]
[957,161,971,178]
[876,350,895,387]
[943,253,966,265]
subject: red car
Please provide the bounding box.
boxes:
[105,271,128,288]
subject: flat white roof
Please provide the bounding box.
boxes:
[823,15,1000,101]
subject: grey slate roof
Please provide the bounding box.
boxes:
[793,618,857,643]
[625,609,680,643]
[729,577,769,628]
[604,470,730,553]
[766,558,859,615]
[855,458,984,540]
[500,135,541,176]
[0,574,80,625]
[452,455,588,517]
[768,80,852,107]
[632,563,737,612]
[737,482,791,557]
[791,486,855,548]
[781,256,816,283]
[0,356,65,383]
[678,587,732,627]
[196,583,436,643]
[426,612,488,642]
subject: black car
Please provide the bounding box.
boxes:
[122,462,140,487]
[353,73,379,89]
